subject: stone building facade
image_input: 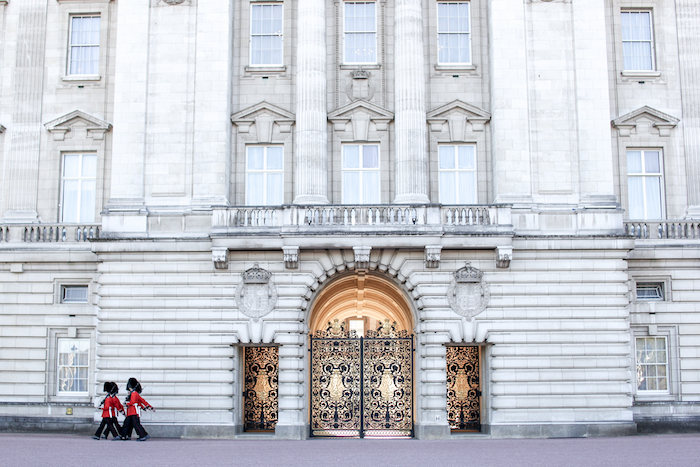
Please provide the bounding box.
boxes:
[0,0,699,438]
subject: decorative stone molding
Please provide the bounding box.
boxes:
[353,246,372,270]
[346,69,375,101]
[212,247,228,269]
[447,263,490,319]
[425,245,442,268]
[231,102,295,144]
[612,106,680,138]
[44,110,112,141]
[162,0,187,4]
[426,100,491,140]
[496,246,513,269]
[283,246,299,269]
[235,263,277,321]
[328,100,394,141]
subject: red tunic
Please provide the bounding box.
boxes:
[100,397,110,418]
[109,396,124,418]
[125,391,152,417]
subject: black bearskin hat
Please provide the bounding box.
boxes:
[103,381,114,393]
[110,382,119,395]
[127,377,142,393]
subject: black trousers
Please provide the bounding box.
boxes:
[94,417,119,438]
[121,415,148,439]
[111,416,122,434]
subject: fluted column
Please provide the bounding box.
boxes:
[393,0,429,204]
[676,1,700,218]
[2,0,48,223]
[294,0,329,205]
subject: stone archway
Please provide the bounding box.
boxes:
[308,272,416,438]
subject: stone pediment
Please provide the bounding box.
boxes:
[612,106,680,137]
[231,102,295,143]
[44,110,112,141]
[427,100,491,140]
[328,100,394,141]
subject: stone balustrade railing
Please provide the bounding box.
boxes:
[624,220,700,239]
[0,224,100,243]
[212,204,511,231]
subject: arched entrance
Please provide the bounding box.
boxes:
[308,273,415,438]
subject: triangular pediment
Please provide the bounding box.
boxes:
[231,101,295,122]
[427,100,491,120]
[44,110,112,132]
[328,100,394,120]
[612,106,679,137]
[43,110,112,141]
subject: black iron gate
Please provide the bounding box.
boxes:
[243,346,278,431]
[310,320,413,438]
[446,346,481,431]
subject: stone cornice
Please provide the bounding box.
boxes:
[44,110,112,141]
[612,106,680,137]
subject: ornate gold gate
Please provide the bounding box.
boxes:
[310,320,413,438]
[446,346,481,431]
[243,346,278,431]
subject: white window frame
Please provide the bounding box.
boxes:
[343,1,378,65]
[437,1,472,66]
[56,338,90,396]
[626,149,665,220]
[67,14,101,76]
[245,146,284,206]
[621,10,655,72]
[249,3,284,67]
[438,144,478,204]
[635,336,669,394]
[341,144,380,204]
[60,152,97,224]
[61,285,90,304]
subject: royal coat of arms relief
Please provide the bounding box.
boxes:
[235,263,278,321]
[447,263,490,319]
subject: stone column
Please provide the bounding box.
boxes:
[676,1,700,218]
[571,0,617,207]
[393,0,429,204]
[294,0,329,205]
[488,0,532,204]
[2,0,48,223]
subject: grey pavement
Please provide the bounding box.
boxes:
[3,433,700,467]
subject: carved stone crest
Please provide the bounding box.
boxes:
[235,263,277,321]
[447,263,490,319]
[162,0,187,5]
[346,69,375,101]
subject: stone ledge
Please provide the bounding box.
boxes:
[0,416,94,434]
[489,422,637,438]
[635,417,700,434]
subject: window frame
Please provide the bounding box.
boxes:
[245,145,285,206]
[67,14,101,77]
[60,152,98,224]
[635,336,669,394]
[620,10,656,72]
[341,143,381,204]
[630,326,679,402]
[249,2,284,67]
[342,1,378,65]
[436,1,472,66]
[626,148,665,220]
[61,285,90,304]
[56,337,90,396]
[438,144,478,205]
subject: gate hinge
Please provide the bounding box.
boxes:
[476,390,482,397]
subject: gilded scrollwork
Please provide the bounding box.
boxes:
[446,346,481,431]
[243,346,278,431]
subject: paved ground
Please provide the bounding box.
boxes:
[3,433,700,467]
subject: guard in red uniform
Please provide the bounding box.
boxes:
[108,382,125,437]
[93,382,119,439]
[115,378,154,441]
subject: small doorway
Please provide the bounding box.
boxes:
[243,346,278,431]
[446,346,481,432]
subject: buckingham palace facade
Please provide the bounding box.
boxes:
[1,0,700,439]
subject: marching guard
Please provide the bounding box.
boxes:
[114,377,154,441]
[93,382,121,440]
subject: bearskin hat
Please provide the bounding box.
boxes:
[110,382,119,395]
[103,381,114,393]
[127,377,142,393]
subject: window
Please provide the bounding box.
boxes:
[68,15,100,75]
[636,336,668,392]
[636,282,664,301]
[57,338,89,395]
[246,146,284,205]
[621,11,654,71]
[437,2,471,65]
[438,145,477,204]
[344,2,376,64]
[61,285,89,303]
[342,145,380,204]
[627,149,664,219]
[61,153,96,223]
[250,4,283,66]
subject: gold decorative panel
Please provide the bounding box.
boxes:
[310,320,413,438]
[243,346,278,431]
[446,346,481,431]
